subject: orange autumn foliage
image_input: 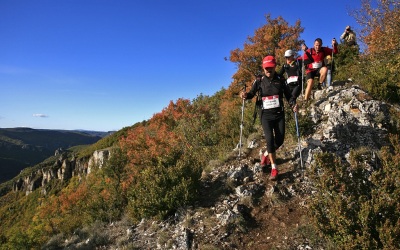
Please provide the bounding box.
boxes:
[229,14,304,92]
[355,0,400,56]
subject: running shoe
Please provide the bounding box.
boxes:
[270,169,278,181]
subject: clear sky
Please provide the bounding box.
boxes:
[0,0,362,132]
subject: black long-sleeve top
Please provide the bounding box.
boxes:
[277,51,314,82]
[246,73,294,121]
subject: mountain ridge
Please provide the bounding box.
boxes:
[0,127,109,183]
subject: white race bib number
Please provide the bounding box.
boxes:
[287,76,298,84]
[262,95,280,109]
[312,61,323,69]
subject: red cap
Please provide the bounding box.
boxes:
[262,56,276,68]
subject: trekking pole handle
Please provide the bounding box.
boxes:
[240,84,246,99]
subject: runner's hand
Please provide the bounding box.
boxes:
[332,38,337,47]
[292,104,298,113]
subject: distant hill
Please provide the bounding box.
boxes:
[0,127,109,183]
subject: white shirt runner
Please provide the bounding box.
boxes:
[287,76,298,84]
[262,95,280,109]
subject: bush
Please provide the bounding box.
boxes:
[308,136,400,249]
[127,152,202,222]
[353,56,400,103]
[332,44,360,82]
[332,43,400,104]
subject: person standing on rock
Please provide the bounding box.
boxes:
[340,25,357,46]
[303,38,338,101]
[240,55,297,181]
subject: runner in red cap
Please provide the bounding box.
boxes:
[241,55,298,181]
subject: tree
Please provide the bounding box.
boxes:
[229,14,304,90]
[351,0,400,102]
[354,0,400,55]
[218,15,305,151]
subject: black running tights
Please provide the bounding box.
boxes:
[261,114,285,154]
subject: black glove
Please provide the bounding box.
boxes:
[289,98,296,107]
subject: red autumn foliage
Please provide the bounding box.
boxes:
[120,98,193,168]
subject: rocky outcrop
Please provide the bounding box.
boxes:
[12,149,111,195]
[303,85,391,168]
[88,149,110,174]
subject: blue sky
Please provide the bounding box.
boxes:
[0,0,362,132]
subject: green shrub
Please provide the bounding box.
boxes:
[127,152,202,222]
[308,136,400,249]
[84,148,129,223]
[333,44,360,82]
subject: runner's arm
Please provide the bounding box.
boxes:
[282,80,295,105]
[332,39,339,54]
[245,80,260,99]
[298,50,314,66]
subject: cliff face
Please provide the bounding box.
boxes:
[12,149,110,195]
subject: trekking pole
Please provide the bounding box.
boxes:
[330,38,336,84]
[330,49,334,85]
[301,45,305,97]
[294,111,304,176]
[238,84,246,159]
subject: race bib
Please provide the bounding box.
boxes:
[312,61,323,69]
[287,76,298,84]
[262,95,280,109]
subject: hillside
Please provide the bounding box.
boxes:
[0,128,108,183]
[49,83,397,249]
[1,83,398,249]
